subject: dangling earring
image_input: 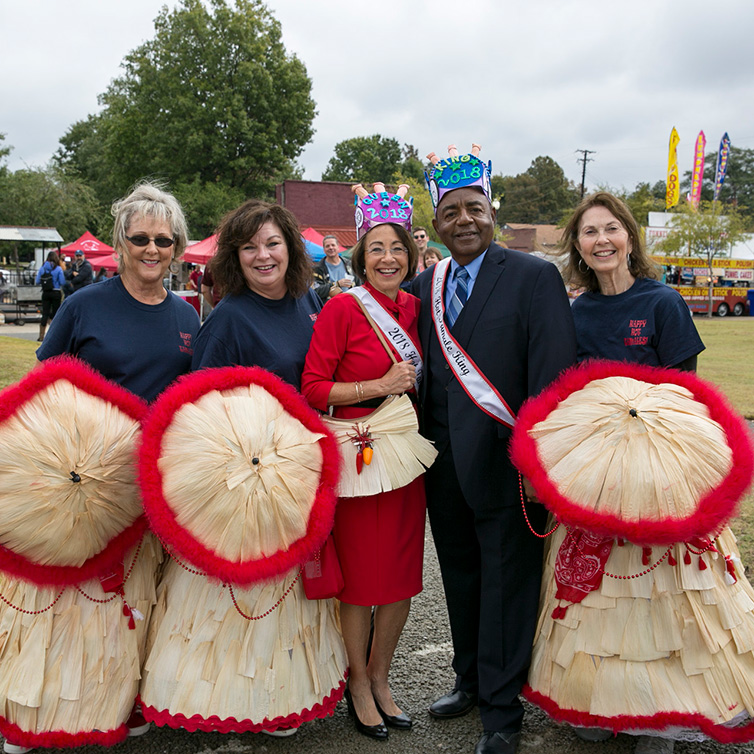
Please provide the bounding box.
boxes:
[578,258,589,274]
[627,252,632,268]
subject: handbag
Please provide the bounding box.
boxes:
[319,298,437,498]
[301,534,344,600]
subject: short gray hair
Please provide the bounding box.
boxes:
[111,182,189,272]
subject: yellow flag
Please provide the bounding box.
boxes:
[665,127,680,209]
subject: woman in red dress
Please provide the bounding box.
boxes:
[302,183,428,741]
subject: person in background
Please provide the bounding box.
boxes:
[422,247,443,268]
[200,264,222,312]
[34,250,65,342]
[412,226,429,273]
[411,144,576,754]
[187,263,202,317]
[312,234,359,304]
[63,250,93,295]
[94,266,108,283]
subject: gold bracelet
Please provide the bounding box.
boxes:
[354,381,364,403]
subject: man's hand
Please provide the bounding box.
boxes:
[522,477,540,503]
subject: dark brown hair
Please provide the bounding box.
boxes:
[45,251,61,268]
[210,200,312,298]
[558,191,658,292]
[350,223,419,282]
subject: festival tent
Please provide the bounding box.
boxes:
[301,227,349,253]
[183,235,218,265]
[183,232,326,265]
[60,231,114,256]
[87,253,119,272]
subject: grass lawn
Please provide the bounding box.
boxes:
[1,317,754,564]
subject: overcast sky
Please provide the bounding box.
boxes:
[3,0,753,194]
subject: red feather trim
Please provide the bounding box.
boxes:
[139,366,340,586]
[0,717,127,749]
[510,360,754,546]
[138,677,346,733]
[524,685,754,743]
[0,356,149,587]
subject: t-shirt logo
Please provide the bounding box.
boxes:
[179,331,194,355]
[625,319,648,347]
[309,313,318,322]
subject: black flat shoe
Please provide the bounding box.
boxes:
[375,700,413,730]
[344,688,388,740]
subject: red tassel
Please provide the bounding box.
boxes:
[617,539,625,547]
[123,604,130,617]
[642,547,652,566]
[725,556,738,584]
[668,551,677,566]
[128,614,136,630]
[698,557,707,571]
[684,550,692,565]
[551,605,569,620]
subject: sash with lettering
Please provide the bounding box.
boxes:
[346,286,424,390]
[431,257,516,428]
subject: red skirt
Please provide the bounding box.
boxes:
[333,476,426,606]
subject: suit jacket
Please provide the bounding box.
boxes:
[411,243,576,510]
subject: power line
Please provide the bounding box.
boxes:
[576,149,595,198]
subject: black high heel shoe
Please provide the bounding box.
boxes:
[375,700,413,730]
[344,688,389,740]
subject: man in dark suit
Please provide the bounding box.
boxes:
[411,147,576,754]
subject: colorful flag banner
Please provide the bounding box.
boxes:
[713,132,731,201]
[665,127,681,209]
[689,130,706,208]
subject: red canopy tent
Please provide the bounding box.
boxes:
[301,227,348,252]
[60,231,114,256]
[86,253,119,272]
[183,235,218,265]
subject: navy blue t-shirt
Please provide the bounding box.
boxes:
[37,276,200,402]
[572,277,704,367]
[192,287,322,390]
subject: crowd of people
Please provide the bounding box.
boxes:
[1,142,753,754]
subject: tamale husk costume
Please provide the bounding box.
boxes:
[0,357,160,749]
[137,366,347,733]
[510,360,754,743]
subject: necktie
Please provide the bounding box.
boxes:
[446,266,469,327]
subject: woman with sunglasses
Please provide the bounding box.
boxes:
[0,185,200,754]
[37,182,200,403]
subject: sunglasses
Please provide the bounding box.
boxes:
[126,234,175,248]
[413,234,427,239]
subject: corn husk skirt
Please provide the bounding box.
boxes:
[137,367,347,732]
[0,358,159,748]
[511,361,754,742]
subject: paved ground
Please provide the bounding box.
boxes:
[2,320,754,753]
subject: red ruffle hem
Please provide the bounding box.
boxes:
[524,685,754,743]
[0,717,128,749]
[138,677,347,733]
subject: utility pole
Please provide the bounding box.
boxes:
[576,149,595,198]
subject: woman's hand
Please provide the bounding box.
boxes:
[377,361,416,396]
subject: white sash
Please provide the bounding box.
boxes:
[346,287,424,388]
[430,257,516,429]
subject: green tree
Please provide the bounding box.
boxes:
[0,164,101,243]
[621,182,666,226]
[56,0,315,233]
[321,135,402,183]
[495,156,579,225]
[0,133,10,174]
[654,201,748,317]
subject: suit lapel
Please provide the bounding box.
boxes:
[452,244,506,346]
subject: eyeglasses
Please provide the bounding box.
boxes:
[126,234,175,248]
[413,234,426,239]
[366,246,409,258]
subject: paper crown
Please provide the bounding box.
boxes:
[425,143,493,211]
[353,182,413,240]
